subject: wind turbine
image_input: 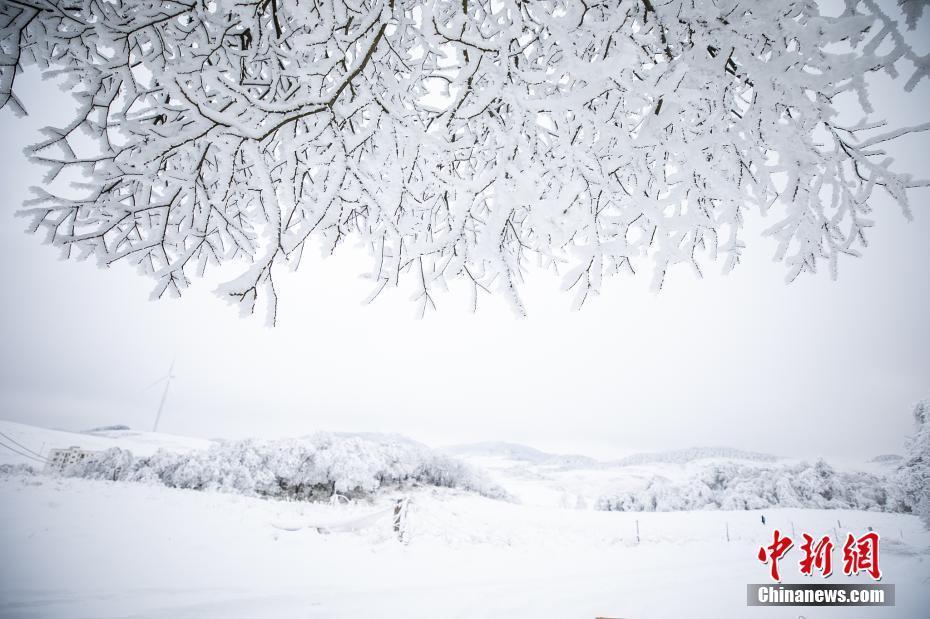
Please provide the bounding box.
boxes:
[147,360,175,433]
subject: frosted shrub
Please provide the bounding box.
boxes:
[0,463,37,476]
[596,460,893,513]
[896,399,930,526]
[65,434,509,501]
[65,447,134,482]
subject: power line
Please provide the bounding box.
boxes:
[0,438,46,464]
[0,439,45,463]
[0,430,45,459]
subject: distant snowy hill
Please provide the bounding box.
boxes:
[609,446,779,467]
[441,442,778,470]
[869,453,904,464]
[440,442,600,469]
[332,431,429,448]
[82,425,132,433]
[440,442,786,508]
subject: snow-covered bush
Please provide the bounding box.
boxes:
[895,399,930,526]
[596,460,895,513]
[65,434,510,502]
[0,463,37,476]
[66,447,134,482]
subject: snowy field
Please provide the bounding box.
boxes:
[1,421,929,618]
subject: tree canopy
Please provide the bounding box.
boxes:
[2,0,928,322]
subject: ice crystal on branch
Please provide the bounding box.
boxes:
[2,0,928,322]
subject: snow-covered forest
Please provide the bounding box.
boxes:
[596,459,900,512]
[53,436,925,516]
[598,401,930,515]
[61,433,511,500]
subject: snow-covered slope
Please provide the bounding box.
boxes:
[441,442,784,508]
[0,419,211,467]
[1,472,928,618]
[2,420,928,617]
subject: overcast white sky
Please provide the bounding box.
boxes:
[1,19,928,461]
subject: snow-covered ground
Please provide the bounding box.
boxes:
[0,419,212,464]
[1,421,928,618]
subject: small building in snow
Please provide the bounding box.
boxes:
[45,446,95,473]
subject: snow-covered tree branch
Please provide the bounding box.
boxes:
[2,0,929,322]
[897,397,930,526]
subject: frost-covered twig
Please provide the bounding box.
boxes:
[3,0,928,321]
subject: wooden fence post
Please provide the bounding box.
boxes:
[393,497,409,543]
